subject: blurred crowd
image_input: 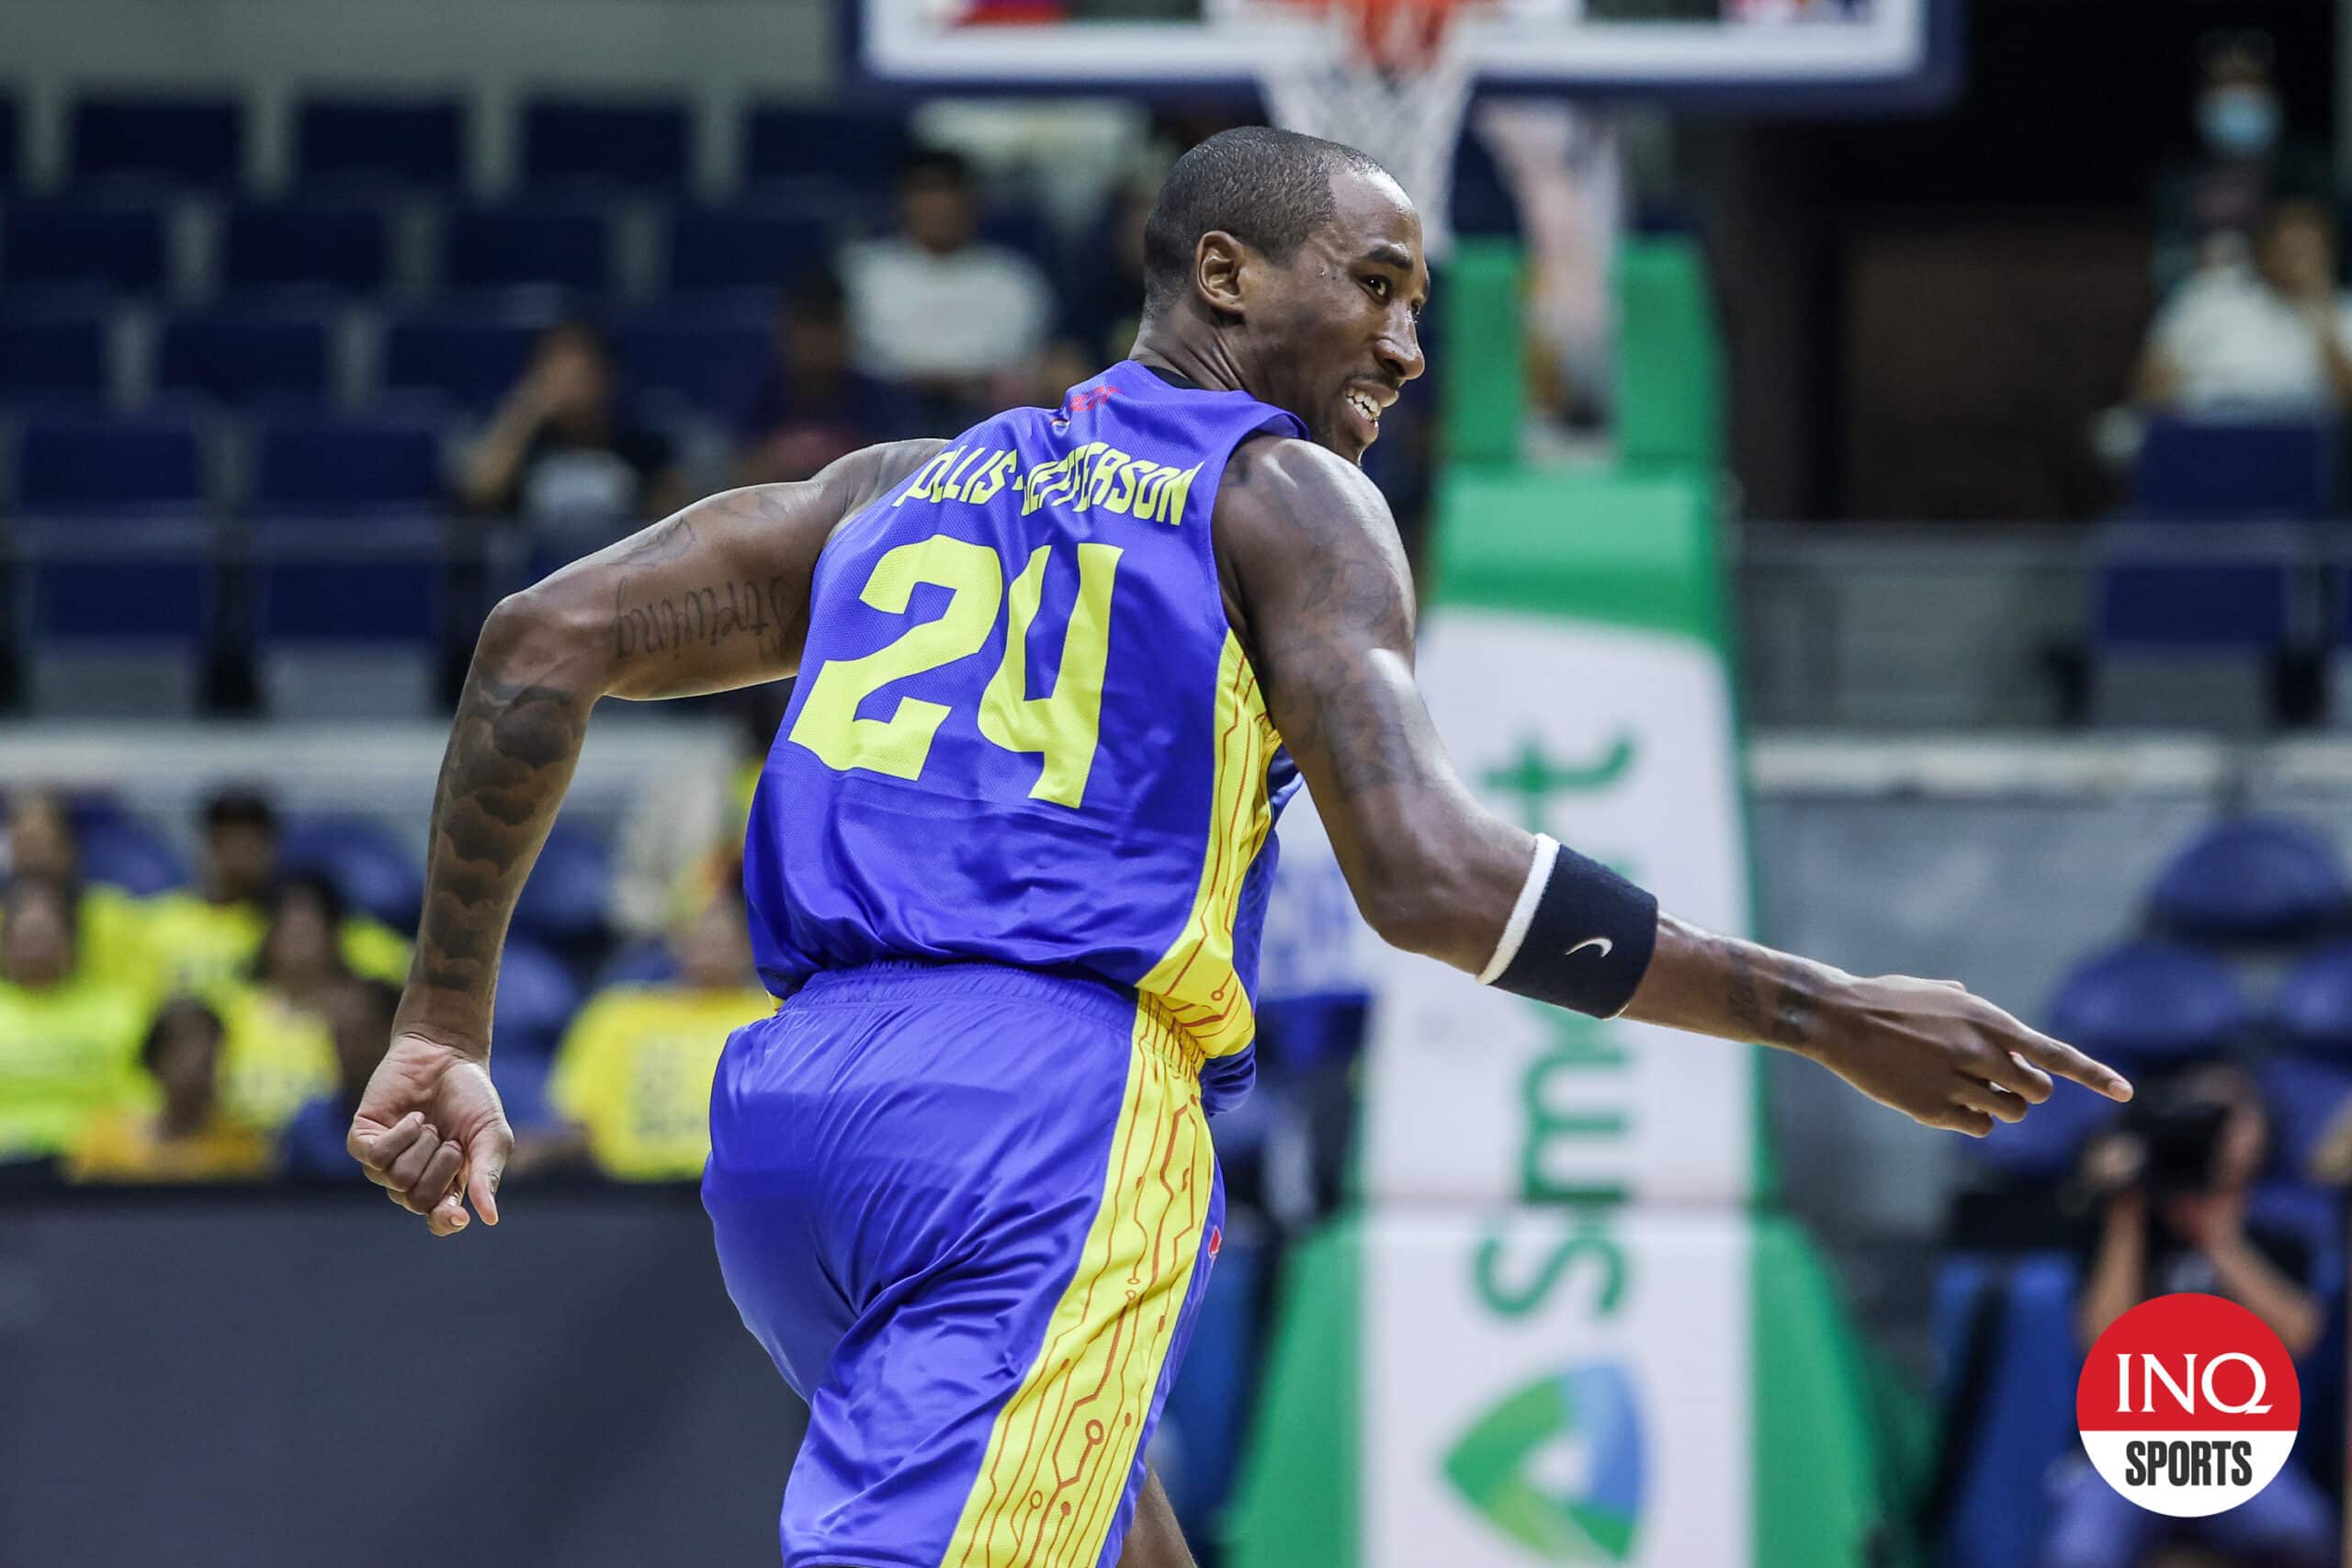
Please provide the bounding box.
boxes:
[1938,817,2352,1568]
[464,137,1431,562]
[2128,31,2352,427]
[0,779,772,1189]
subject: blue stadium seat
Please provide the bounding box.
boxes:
[664,205,828,301]
[595,938,681,988]
[157,312,334,407]
[610,305,771,419]
[2132,416,2337,520]
[742,105,910,188]
[2046,939,2252,1070]
[0,308,111,405]
[20,520,212,657]
[3,201,168,296]
[2276,939,2352,1057]
[2094,547,2296,649]
[2256,1055,2352,1180]
[294,96,466,191]
[281,814,424,931]
[0,95,19,189]
[16,414,206,515]
[74,813,191,896]
[489,1048,560,1131]
[251,516,447,662]
[2148,816,2347,945]
[519,98,691,191]
[1934,1252,2083,1568]
[492,940,585,1060]
[513,824,614,950]
[219,202,392,297]
[440,205,612,297]
[70,94,243,188]
[379,306,552,412]
[248,415,444,517]
[977,205,1058,272]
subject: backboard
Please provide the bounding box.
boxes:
[853,0,1958,108]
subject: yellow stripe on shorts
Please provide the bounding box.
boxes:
[947,1000,1211,1568]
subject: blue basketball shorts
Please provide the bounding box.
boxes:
[701,959,1226,1568]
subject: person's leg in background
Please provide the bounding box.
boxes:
[2192,1450,2336,1568]
[2041,1457,2168,1568]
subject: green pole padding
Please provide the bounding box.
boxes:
[1440,239,1524,468]
[1227,1218,1361,1568]
[1615,237,1722,475]
[1431,466,1724,649]
[1751,1216,1923,1568]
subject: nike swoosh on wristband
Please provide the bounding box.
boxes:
[1566,937,1613,960]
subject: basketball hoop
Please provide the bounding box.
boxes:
[1254,0,1486,259]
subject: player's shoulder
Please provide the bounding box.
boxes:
[1217,434,1392,529]
[823,437,952,512]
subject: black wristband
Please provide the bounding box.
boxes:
[1482,836,1659,1019]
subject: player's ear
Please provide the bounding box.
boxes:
[1193,231,1248,316]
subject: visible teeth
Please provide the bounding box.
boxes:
[1347,391,1379,423]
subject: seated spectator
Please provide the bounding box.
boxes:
[842,148,1057,425]
[0,874,146,1170]
[611,685,786,943]
[2151,29,2335,296]
[68,997,271,1183]
[459,319,687,559]
[523,891,769,1181]
[2135,197,2352,415]
[143,790,408,994]
[733,268,919,486]
[2042,1065,2335,1568]
[277,977,398,1182]
[4,791,154,999]
[1058,180,1151,373]
[213,874,348,1134]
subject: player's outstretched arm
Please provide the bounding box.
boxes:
[1216,437,2132,1136]
[349,440,945,1233]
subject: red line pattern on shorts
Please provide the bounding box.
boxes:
[946,1007,1210,1568]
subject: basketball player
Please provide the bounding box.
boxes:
[350,128,2132,1568]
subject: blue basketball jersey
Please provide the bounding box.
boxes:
[743,362,1308,1082]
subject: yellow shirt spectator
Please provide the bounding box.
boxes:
[68,1108,273,1182]
[213,984,339,1134]
[0,973,148,1162]
[142,892,411,995]
[548,986,772,1180]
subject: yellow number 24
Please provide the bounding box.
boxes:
[788,533,1125,809]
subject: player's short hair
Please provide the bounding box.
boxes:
[141,994,225,1075]
[1141,126,1396,317]
[203,788,277,836]
[902,146,973,191]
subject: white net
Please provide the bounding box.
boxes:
[1253,1,1479,260]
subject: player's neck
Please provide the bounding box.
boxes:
[1129,336,1248,399]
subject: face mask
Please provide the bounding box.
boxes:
[2200,86,2280,156]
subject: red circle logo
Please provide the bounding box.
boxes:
[2076,1292,2301,1517]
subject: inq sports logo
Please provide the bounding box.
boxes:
[1443,1362,1646,1562]
[2076,1292,2301,1517]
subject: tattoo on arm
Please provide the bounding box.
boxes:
[409,669,589,1019]
[610,575,796,665]
[1230,448,1437,804]
[1723,939,1815,1050]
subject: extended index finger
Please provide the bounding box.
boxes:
[2009,1025,2134,1102]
